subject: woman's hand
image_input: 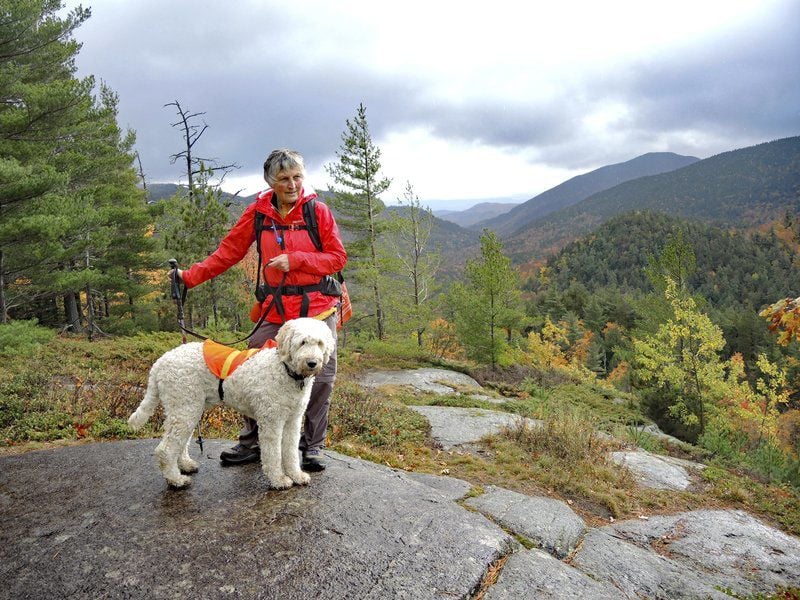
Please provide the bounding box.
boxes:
[267,254,290,272]
[168,268,184,282]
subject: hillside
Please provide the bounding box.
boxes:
[384,205,480,268]
[507,135,800,262]
[434,202,519,228]
[543,211,800,309]
[474,152,699,236]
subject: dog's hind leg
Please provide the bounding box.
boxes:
[178,435,199,474]
[155,413,197,488]
[282,412,310,486]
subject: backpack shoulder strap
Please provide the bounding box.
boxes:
[302,198,323,252]
[253,210,267,292]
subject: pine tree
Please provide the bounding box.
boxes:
[326,103,391,339]
[449,229,522,370]
[0,0,93,322]
[45,85,154,337]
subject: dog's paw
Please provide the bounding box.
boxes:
[290,471,311,486]
[267,475,293,490]
[179,459,199,474]
[167,474,192,489]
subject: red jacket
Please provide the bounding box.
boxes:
[182,188,347,323]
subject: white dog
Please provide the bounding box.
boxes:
[128,318,335,490]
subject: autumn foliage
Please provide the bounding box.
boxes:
[761,296,800,346]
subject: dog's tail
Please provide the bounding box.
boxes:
[128,368,160,431]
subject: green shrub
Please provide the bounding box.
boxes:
[329,381,429,449]
[0,319,55,357]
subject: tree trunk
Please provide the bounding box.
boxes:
[64,292,84,332]
[0,250,7,324]
[85,286,96,341]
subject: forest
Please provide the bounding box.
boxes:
[3,0,800,526]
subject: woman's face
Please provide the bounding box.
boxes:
[272,167,304,209]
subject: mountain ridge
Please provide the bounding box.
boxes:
[474,151,700,236]
[505,135,800,262]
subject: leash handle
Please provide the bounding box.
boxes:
[168,258,181,301]
[168,258,188,344]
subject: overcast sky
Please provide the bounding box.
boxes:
[63,0,800,209]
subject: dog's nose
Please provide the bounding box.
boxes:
[307,361,317,369]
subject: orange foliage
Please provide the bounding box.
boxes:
[778,410,800,455]
[607,361,629,386]
[760,296,800,345]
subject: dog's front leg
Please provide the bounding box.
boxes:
[282,412,310,486]
[256,416,293,489]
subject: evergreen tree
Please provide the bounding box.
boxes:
[326,103,391,339]
[449,229,523,370]
[44,85,154,337]
[0,0,93,322]
[0,5,156,334]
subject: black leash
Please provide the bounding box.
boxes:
[168,258,286,346]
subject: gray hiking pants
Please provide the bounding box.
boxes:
[237,313,337,452]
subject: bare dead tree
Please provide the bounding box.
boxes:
[164,100,239,196]
[134,150,147,196]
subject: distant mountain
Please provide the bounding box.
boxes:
[544,211,800,310]
[434,202,519,228]
[474,152,700,236]
[506,136,800,262]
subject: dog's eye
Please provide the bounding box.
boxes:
[299,339,306,345]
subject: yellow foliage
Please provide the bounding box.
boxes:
[524,330,567,369]
[426,318,464,360]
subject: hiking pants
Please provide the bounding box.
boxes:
[237,313,337,452]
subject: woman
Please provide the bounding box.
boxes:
[175,149,347,471]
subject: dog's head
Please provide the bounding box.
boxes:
[275,318,335,378]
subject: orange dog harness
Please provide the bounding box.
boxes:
[202,339,277,380]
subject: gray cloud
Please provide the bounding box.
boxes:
[70,0,800,195]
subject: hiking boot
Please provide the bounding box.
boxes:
[220,443,260,465]
[301,448,326,472]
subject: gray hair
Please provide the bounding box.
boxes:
[263,149,305,186]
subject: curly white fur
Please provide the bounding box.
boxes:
[128,318,335,490]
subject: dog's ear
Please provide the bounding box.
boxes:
[275,321,294,363]
[322,326,334,365]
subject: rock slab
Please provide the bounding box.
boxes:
[572,509,800,599]
[361,367,482,394]
[410,405,533,450]
[0,440,512,600]
[465,486,586,558]
[483,549,620,600]
[610,449,704,491]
